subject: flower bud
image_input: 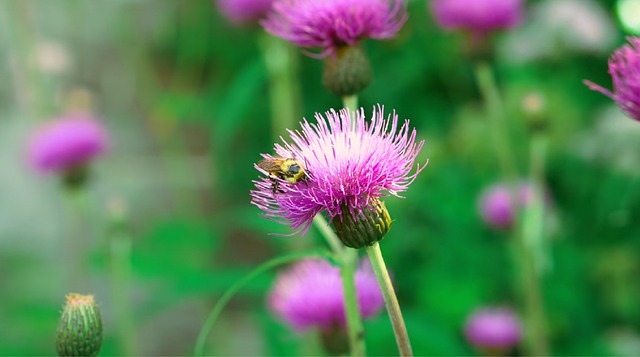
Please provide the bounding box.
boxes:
[322,46,372,97]
[56,293,103,357]
[332,197,392,249]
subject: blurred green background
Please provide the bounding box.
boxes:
[1,0,640,355]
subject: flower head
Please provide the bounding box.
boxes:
[478,182,539,229]
[27,112,109,174]
[584,37,640,121]
[429,0,524,34]
[262,0,407,57]
[216,0,274,24]
[464,307,522,352]
[269,258,384,331]
[251,105,425,239]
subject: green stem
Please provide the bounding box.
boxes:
[64,188,90,292]
[475,62,550,356]
[474,62,517,181]
[260,34,301,140]
[343,94,359,131]
[519,133,550,356]
[312,215,366,356]
[365,242,413,357]
[313,215,345,255]
[109,202,136,356]
[194,250,332,356]
[341,248,366,357]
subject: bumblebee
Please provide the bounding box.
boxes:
[257,157,308,193]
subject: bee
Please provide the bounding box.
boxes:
[257,157,309,194]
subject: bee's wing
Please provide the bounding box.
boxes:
[257,159,283,172]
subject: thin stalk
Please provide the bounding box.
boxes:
[474,62,550,356]
[365,242,413,357]
[109,203,136,356]
[313,215,344,255]
[340,248,365,357]
[194,250,332,356]
[312,214,365,356]
[64,188,90,292]
[260,34,301,140]
[519,133,550,356]
[343,94,359,131]
[474,62,517,181]
[110,235,136,355]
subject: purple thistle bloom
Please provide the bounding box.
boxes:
[584,37,640,121]
[478,182,538,229]
[464,307,522,351]
[268,258,384,331]
[216,0,274,24]
[28,112,109,174]
[262,0,407,57]
[429,0,524,34]
[251,105,425,235]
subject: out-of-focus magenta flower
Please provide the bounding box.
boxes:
[216,0,274,24]
[464,307,522,352]
[478,182,538,229]
[584,37,640,121]
[429,0,524,34]
[251,105,425,238]
[269,258,384,331]
[28,112,109,174]
[262,0,407,57]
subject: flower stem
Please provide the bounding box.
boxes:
[474,62,517,181]
[313,215,345,255]
[519,133,550,356]
[343,94,359,131]
[64,188,90,292]
[260,33,301,140]
[340,249,366,356]
[108,200,136,356]
[474,62,550,356]
[312,215,366,356]
[194,250,332,356]
[365,242,413,357]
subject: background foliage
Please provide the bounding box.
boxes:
[0,0,639,355]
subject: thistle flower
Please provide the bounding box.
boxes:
[28,112,109,174]
[584,37,640,121]
[478,182,538,229]
[429,0,524,34]
[216,0,274,24]
[269,258,384,332]
[464,307,522,353]
[262,0,407,58]
[250,105,425,247]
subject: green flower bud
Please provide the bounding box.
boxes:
[56,294,103,357]
[332,197,392,249]
[322,46,372,97]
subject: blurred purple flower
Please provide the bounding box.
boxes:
[28,112,109,174]
[216,0,274,24]
[250,105,425,235]
[465,307,522,351]
[269,258,384,331]
[429,0,524,34]
[478,182,538,229]
[584,37,640,121]
[262,0,407,57]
